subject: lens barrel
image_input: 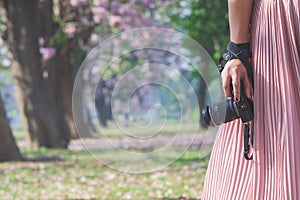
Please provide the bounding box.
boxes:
[201,98,240,127]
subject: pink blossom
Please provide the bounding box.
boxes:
[109,16,122,27]
[39,47,56,61]
[81,0,89,4]
[80,16,90,25]
[92,7,108,23]
[70,0,89,7]
[141,0,154,8]
[62,26,77,38]
[93,0,101,6]
[117,3,134,16]
[92,6,107,15]
[70,0,80,6]
[141,18,155,27]
[80,45,90,52]
[38,37,45,46]
[0,37,3,46]
[111,1,120,15]
[93,0,107,7]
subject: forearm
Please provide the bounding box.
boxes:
[228,0,253,43]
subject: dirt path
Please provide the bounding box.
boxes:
[68,132,217,151]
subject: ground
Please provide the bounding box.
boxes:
[0,127,215,199]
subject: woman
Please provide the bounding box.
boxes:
[201,0,300,199]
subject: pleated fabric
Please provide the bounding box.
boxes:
[201,0,300,199]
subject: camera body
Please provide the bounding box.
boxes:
[201,51,253,127]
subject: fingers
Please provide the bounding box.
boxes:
[222,75,233,98]
[242,74,252,99]
[231,72,241,101]
[221,59,252,101]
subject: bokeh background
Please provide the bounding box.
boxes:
[0,0,229,199]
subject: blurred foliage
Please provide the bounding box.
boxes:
[171,0,229,61]
[166,0,230,103]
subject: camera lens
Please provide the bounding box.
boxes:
[201,99,240,127]
[209,100,228,126]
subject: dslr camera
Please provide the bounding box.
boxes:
[201,43,254,127]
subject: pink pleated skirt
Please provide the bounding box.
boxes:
[201,0,300,199]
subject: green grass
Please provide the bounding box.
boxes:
[0,147,210,199]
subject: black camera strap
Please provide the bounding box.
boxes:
[227,41,254,160]
[244,123,253,160]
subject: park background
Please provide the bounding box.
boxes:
[0,0,229,199]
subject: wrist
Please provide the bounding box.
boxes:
[218,41,251,73]
[227,41,251,59]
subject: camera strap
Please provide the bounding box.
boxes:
[227,41,254,160]
[244,123,253,160]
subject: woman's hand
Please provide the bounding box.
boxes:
[221,59,252,101]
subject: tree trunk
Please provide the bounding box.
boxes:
[0,93,22,162]
[37,0,77,140]
[4,0,70,149]
[59,49,78,139]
